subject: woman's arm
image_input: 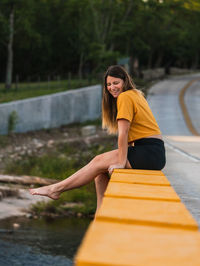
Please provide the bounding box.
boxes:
[118,119,130,165]
[108,119,130,175]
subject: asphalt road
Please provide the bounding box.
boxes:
[148,73,200,226]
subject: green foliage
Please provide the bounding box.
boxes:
[0,0,200,84]
[0,135,9,147]
[8,110,18,134]
[4,140,113,216]
[0,78,98,103]
[4,140,112,179]
[31,182,97,216]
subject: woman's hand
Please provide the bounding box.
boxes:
[108,164,125,176]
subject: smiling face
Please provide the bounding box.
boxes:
[106,75,124,98]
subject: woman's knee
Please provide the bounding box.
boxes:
[91,155,101,168]
[93,154,102,162]
[91,150,119,173]
[91,154,105,167]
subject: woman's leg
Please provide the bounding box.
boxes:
[29,149,131,200]
[95,173,110,214]
[94,160,132,215]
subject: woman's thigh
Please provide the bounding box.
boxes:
[94,149,132,171]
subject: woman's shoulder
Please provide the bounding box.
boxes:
[118,89,140,100]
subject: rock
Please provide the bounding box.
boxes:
[22,145,27,150]
[27,150,32,155]
[25,213,33,219]
[36,143,44,149]
[0,186,19,197]
[81,125,96,136]
[32,138,39,145]
[62,202,84,208]
[9,154,16,159]
[20,150,26,155]
[13,223,20,229]
[169,67,192,75]
[47,140,54,147]
[33,138,43,148]
[0,175,58,186]
[141,68,165,81]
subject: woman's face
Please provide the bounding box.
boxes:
[106,75,124,98]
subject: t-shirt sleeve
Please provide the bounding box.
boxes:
[116,93,135,122]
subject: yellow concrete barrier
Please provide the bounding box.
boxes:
[105,182,180,201]
[74,169,200,266]
[113,169,165,175]
[97,197,198,230]
[111,172,170,186]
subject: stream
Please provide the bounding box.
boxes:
[0,216,91,265]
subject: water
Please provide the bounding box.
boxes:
[0,216,91,266]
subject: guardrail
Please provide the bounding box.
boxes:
[74,169,200,265]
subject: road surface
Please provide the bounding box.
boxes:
[148,73,200,226]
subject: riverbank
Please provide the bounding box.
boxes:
[0,181,52,220]
[0,121,117,220]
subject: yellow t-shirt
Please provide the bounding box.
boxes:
[116,89,161,143]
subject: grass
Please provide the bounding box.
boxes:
[4,140,114,217]
[0,77,150,104]
[31,183,97,217]
[4,141,112,178]
[0,135,9,148]
[0,78,99,104]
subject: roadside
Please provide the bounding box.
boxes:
[0,121,107,171]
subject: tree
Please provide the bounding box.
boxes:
[5,3,14,90]
[0,0,37,89]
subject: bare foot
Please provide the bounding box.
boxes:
[29,185,60,200]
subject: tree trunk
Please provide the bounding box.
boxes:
[5,7,14,90]
[78,52,84,79]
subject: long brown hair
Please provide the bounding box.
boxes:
[102,65,138,134]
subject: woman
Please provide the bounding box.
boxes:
[29,65,166,213]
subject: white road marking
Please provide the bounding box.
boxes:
[165,141,200,162]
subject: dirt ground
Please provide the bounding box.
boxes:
[0,123,117,220]
[0,123,117,172]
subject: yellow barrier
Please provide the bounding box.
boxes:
[74,169,200,266]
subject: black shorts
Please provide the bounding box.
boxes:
[127,138,166,170]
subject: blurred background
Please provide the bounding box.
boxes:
[0,0,200,265]
[0,0,200,93]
